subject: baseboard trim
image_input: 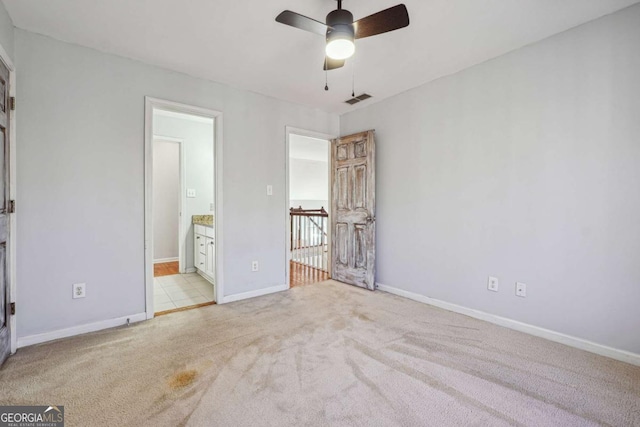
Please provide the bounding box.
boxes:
[185,267,196,274]
[196,270,215,284]
[376,283,640,366]
[17,312,147,348]
[153,257,178,264]
[222,284,288,304]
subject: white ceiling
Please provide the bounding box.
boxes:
[4,0,638,114]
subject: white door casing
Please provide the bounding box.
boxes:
[144,97,223,316]
[0,53,12,364]
[284,127,336,287]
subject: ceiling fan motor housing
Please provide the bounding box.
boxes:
[326,9,354,42]
[275,3,410,68]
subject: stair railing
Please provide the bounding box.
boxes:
[290,206,329,272]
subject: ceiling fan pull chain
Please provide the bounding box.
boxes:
[352,61,355,97]
[325,59,329,91]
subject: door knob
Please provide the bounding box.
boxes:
[366,216,375,223]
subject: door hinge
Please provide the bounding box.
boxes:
[8,200,15,213]
[10,302,15,315]
[9,97,15,111]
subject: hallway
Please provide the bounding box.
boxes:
[289,260,329,287]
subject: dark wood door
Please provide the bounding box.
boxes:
[331,130,376,290]
[0,58,10,365]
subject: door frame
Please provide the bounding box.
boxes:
[284,126,336,288]
[144,97,224,318]
[152,135,186,272]
[0,41,16,354]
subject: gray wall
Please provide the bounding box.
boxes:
[15,29,338,338]
[152,140,180,261]
[289,158,328,211]
[341,5,640,354]
[153,113,214,268]
[0,1,13,61]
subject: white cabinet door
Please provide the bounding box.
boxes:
[205,237,215,279]
[197,251,205,271]
[193,233,198,269]
[194,233,206,271]
[196,234,206,255]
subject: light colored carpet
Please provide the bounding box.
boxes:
[1,280,639,426]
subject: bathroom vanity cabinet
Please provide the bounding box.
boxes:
[194,224,215,284]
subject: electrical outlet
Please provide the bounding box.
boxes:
[266,185,273,196]
[73,283,86,299]
[516,282,527,297]
[251,261,259,272]
[487,276,499,292]
[187,189,197,198]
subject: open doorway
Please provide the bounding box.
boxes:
[145,99,223,317]
[286,129,334,287]
[152,135,183,275]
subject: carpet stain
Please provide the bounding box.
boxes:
[168,370,197,389]
[331,317,347,330]
[352,309,373,322]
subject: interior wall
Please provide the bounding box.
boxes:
[0,1,13,60]
[289,158,328,211]
[341,4,640,354]
[14,29,339,339]
[153,113,214,269]
[152,140,180,262]
[289,134,329,211]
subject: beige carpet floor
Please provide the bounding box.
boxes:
[1,280,639,426]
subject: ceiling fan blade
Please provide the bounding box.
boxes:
[324,57,345,71]
[354,4,409,39]
[276,10,328,36]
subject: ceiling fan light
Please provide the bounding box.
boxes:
[326,38,355,60]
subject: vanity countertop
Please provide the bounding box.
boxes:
[192,215,214,227]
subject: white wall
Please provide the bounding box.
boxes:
[15,29,339,339]
[289,158,328,210]
[0,1,13,61]
[153,112,214,268]
[341,4,640,354]
[152,139,180,261]
[289,135,329,211]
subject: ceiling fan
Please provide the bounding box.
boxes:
[275,1,410,71]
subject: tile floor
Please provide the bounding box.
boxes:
[154,273,215,312]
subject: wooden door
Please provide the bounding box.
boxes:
[331,130,375,290]
[0,58,11,365]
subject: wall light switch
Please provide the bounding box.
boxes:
[187,189,197,198]
[266,185,273,196]
[516,282,527,297]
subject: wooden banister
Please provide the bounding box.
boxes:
[289,206,329,273]
[289,206,328,217]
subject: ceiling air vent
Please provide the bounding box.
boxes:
[344,93,372,105]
